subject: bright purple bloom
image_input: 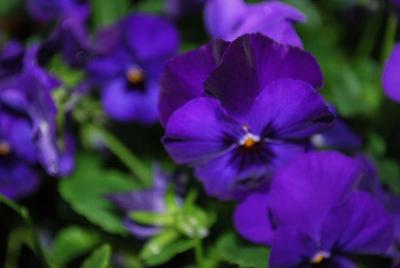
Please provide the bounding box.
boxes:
[109,167,169,239]
[382,44,400,102]
[87,14,179,123]
[204,0,305,47]
[161,34,332,200]
[234,152,393,267]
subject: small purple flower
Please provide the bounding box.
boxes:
[0,44,75,180]
[161,34,332,199]
[204,0,305,47]
[234,152,393,267]
[382,44,400,102]
[109,167,169,239]
[87,14,179,123]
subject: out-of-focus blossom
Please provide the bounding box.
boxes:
[0,43,75,198]
[166,0,205,18]
[311,119,362,151]
[235,151,393,267]
[204,0,305,47]
[161,34,332,200]
[383,44,400,102]
[26,0,86,23]
[109,167,169,239]
[87,14,179,123]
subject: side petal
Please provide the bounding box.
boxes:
[159,39,229,126]
[162,97,240,165]
[234,191,275,245]
[204,34,323,117]
[382,44,400,102]
[269,226,317,268]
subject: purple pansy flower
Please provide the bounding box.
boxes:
[383,44,400,102]
[87,14,179,123]
[204,0,305,47]
[109,167,170,239]
[0,43,74,185]
[160,33,332,199]
[26,0,86,23]
[235,152,393,267]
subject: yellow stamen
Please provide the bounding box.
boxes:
[0,142,11,156]
[126,68,144,84]
[311,251,330,264]
[243,138,256,149]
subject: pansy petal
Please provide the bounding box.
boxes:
[204,34,323,116]
[321,191,393,255]
[195,144,272,200]
[203,0,246,39]
[0,159,39,199]
[269,226,318,268]
[247,79,333,139]
[382,44,400,102]
[123,14,179,62]
[268,151,361,234]
[234,192,274,245]
[163,97,240,165]
[159,39,229,126]
[101,79,159,123]
[123,218,160,239]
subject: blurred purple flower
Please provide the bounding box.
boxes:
[235,152,393,267]
[204,0,305,47]
[0,43,75,197]
[311,120,362,151]
[383,44,400,103]
[26,0,86,23]
[109,167,170,239]
[0,40,24,79]
[87,14,179,123]
[166,0,205,18]
[161,34,333,200]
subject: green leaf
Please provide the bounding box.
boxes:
[135,0,164,14]
[141,230,194,267]
[129,211,172,226]
[81,244,111,268]
[59,153,140,234]
[217,232,270,268]
[90,0,131,27]
[378,159,400,194]
[48,226,101,267]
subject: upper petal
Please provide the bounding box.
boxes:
[268,151,362,235]
[203,0,246,39]
[123,14,179,62]
[382,44,400,102]
[204,34,323,117]
[246,79,333,139]
[159,39,229,126]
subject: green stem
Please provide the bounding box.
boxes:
[92,126,150,186]
[381,10,397,64]
[194,237,205,268]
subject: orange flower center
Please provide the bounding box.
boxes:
[0,142,11,156]
[126,68,144,84]
[239,132,260,149]
[311,251,330,264]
